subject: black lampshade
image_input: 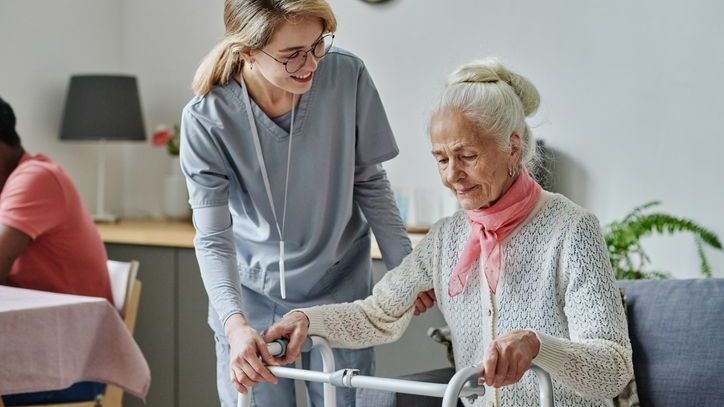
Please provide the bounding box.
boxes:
[60,75,146,141]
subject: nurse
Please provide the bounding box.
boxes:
[180,1,432,406]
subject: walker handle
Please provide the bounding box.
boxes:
[265,337,314,357]
[441,363,554,407]
[266,339,287,357]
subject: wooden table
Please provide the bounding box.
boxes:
[96,219,195,249]
[0,286,150,400]
[96,219,428,259]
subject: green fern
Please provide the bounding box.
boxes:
[604,201,722,279]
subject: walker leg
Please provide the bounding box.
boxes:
[530,365,554,407]
[236,337,336,407]
[237,391,251,407]
[441,364,483,407]
[311,336,336,407]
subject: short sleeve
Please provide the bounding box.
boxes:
[355,66,399,165]
[0,166,66,239]
[180,108,230,209]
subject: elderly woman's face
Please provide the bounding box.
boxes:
[430,110,519,210]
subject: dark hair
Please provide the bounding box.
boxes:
[0,97,21,147]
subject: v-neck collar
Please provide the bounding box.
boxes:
[232,60,324,142]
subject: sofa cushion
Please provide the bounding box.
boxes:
[614,287,641,407]
[616,278,724,407]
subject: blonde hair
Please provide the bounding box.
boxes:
[436,57,541,172]
[192,0,337,96]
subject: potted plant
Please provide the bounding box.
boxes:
[604,201,722,279]
[151,124,180,156]
[151,124,189,220]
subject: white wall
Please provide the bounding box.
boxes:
[2,0,722,278]
[0,0,125,214]
[324,0,724,279]
[120,0,223,217]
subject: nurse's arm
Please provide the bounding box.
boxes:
[353,164,411,269]
[191,205,245,328]
[180,109,244,327]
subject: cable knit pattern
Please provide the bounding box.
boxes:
[300,192,633,407]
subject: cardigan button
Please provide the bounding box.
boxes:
[488,309,492,316]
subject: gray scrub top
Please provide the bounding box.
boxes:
[181,48,412,326]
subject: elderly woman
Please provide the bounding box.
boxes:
[264,58,634,406]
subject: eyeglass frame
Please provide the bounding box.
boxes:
[258,33,335,74]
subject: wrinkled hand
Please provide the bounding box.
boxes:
[263,311,310,366]
[413,289,437,315]
[479,330,541,388]
[225,315,279,394]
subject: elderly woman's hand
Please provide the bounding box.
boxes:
[263,311,310,366]
[480,330,541,388]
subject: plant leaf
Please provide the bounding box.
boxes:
[604,202,721,279]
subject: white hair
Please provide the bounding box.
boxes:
[435,57,541,173]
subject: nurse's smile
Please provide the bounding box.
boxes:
[291,71,314,83]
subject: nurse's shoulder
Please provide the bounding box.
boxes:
[180,83,242,164]
[182,80,242,131]
[317,47,372,84]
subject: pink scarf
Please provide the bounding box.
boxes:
[448,169,542,296]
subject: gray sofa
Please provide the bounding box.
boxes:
[357,278,724,407]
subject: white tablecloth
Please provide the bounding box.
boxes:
[0,286,150,399]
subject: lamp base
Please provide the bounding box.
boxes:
[93,213,118,224]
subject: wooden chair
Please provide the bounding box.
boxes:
[0,260,142,407]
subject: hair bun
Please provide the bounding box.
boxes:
[447,57,540,117]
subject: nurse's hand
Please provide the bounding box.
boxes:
[263,311,310,366]
[413,289,437,315]
[225,314,279,394]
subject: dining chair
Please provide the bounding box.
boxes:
[0,260,142,407]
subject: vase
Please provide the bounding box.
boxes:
[163,157,191,220]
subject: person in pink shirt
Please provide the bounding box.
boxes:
[0,97,115,405]
[0,97,111,302]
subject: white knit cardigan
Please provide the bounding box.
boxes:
[300,192,633,407]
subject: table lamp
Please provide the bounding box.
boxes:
[59,75,146,223]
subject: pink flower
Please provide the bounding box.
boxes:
[151,124,181,156]
[152,128,173,146]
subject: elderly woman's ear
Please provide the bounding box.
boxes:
[507,132,522,175]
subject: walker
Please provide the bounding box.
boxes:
[237,335,554,407]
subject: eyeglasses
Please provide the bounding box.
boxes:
[259,34,335,74]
